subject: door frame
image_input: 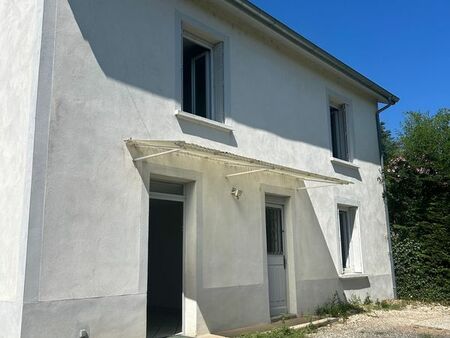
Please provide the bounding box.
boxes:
[148,184,185,335]
[261,186,298,320]
[265,198,289,317]
[136,161,203,337]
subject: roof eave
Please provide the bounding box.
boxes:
[223,0,399,105]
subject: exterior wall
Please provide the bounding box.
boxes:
[0,0,44,336]
[20,0,394,336]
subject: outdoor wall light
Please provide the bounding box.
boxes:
[231,187,243,199]
[79,329,89,338]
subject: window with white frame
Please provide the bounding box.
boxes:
[182,31,224,122]
[338,206,362,274]
[330,104,349,161]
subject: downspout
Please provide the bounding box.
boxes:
[375,98,398,298]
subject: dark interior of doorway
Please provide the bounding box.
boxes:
[147,198,183,338]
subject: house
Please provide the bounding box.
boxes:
[0,0,399,337]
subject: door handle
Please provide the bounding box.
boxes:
[283,256,286,269]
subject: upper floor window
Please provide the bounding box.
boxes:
[182,31,224,122]
[330,104,349,161]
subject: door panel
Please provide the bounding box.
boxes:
[266,205,287,317]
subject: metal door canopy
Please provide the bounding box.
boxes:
[126,139,352,187]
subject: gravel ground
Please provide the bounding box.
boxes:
[311,303,450,338]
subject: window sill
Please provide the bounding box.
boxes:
[331,157,360,169]
[175,110,233,133]
[338,273,368,280]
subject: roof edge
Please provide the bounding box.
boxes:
[223,0,399,105]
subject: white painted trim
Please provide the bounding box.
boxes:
[192,52,211,118]
[183,31,215,49]
[175,110,234,132]
[334,198,364,275]
[265,201,288,317]
[326,89,356,163]
[175,11,231,123]
[338,273,368,279]
[138,163,202,337]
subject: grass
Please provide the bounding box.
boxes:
[239,323,316,338]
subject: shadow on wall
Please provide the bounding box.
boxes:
[340,277,370,291]
[67,0,380,164]
[332,162,362,181]
[68,0,173,100]
[125,144,372,332]
[177,118,238,146]
[294,185,371,313]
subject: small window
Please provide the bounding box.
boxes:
[266,206,283,255]
[330,104,349,161]
[338,206,361,273]
[182,32,224,122]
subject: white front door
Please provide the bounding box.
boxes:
[266,204,288,317]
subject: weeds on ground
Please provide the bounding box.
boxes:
[241,294,411,337]
[239,324,316,338]
[315,293,408,320]
[363,295,407,311]
[315,293,365,319]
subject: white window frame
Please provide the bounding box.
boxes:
[326,91,355,164]
[336,201,363,275]
[330,104,349,161]
[175,14,229,125]
[184,33,214,120]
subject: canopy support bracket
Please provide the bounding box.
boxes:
[296,183,340,190]
[226,168,268,178]
[133,148,179,162]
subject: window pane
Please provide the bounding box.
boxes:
[193,54,208,118]
[330,106,349,161]
[339,210,351,269]
[330,107,340,158]
[182,37,211,118]
[266,207,283,255]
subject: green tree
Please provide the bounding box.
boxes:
[382,109,450,301]
[380,121,398,162]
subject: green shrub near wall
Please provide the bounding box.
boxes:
[381,109,450,302]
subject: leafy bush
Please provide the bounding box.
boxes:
[381,109,450,302]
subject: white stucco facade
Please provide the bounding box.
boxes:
[1,0,397,337]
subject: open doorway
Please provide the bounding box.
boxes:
[147,181,184,338]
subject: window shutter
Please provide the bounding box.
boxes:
[213,42,225,123]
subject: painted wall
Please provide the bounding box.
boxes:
[19,0,394,336]
[0,0,44,336]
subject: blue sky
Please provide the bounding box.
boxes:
[250,0,450,135]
